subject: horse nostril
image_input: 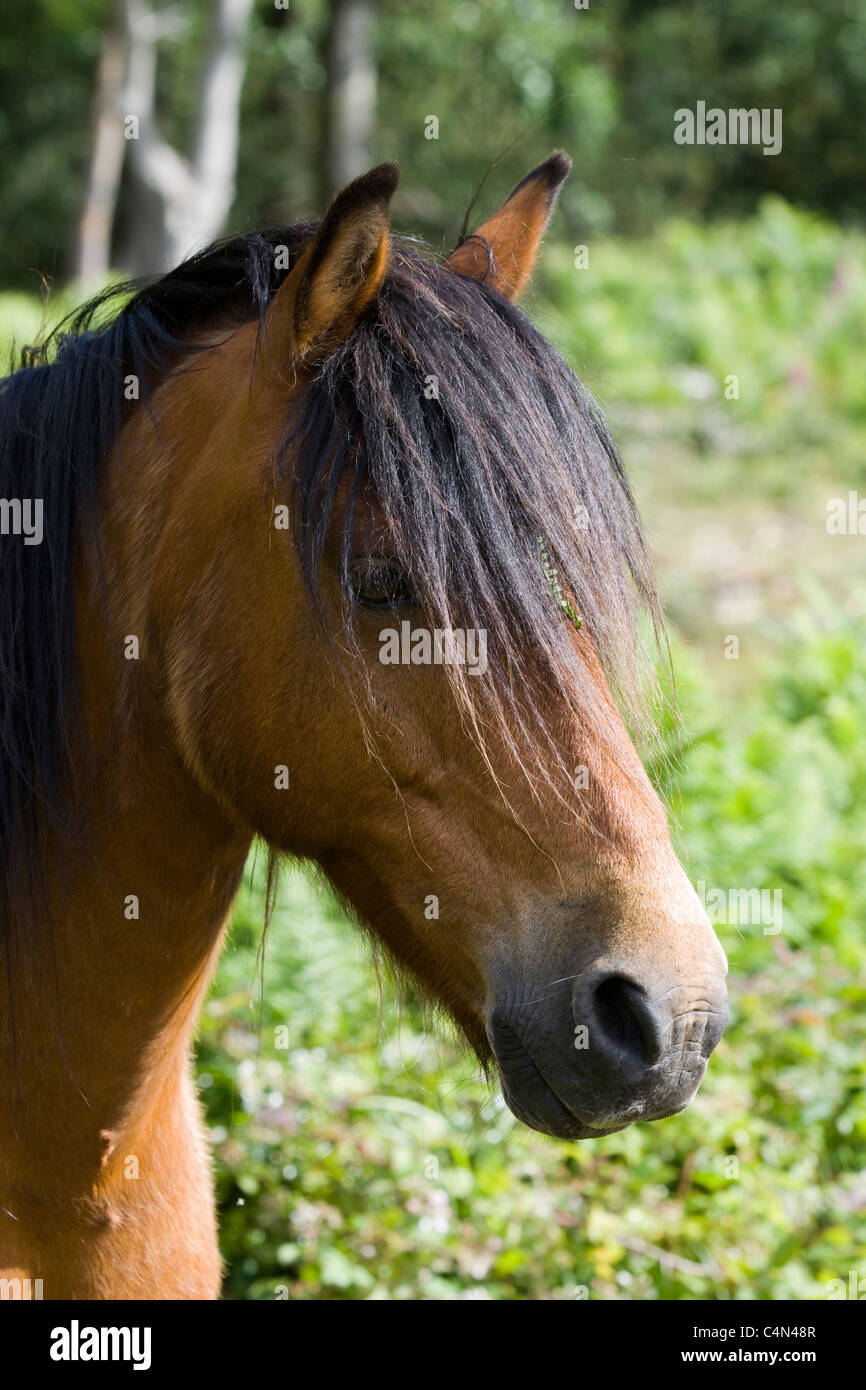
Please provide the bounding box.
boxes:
[591,975,663,1068]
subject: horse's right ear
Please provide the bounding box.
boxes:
[268,162,399,362]
[447,151,571,300]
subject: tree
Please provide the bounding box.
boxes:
[120,0,255,275]
[73,6,128,284]
[322,0,378,201]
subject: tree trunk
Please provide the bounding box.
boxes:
[191,0,253,245]
[72,7,127,284]
[121,0,254,277]
[323,0,378,201]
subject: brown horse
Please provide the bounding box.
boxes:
[0,154,727,1299]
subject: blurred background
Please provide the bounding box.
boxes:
[2,0,865,1298]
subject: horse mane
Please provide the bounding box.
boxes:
[0,226,310,941]
[0,221,665,950]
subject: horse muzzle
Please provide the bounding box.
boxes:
[486,963,729,1140]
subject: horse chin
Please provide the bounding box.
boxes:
[488,1009,710,1141]
[492,1037,633,1141]
[498,1070,631,1141]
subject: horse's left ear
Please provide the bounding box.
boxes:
[268,161,399,361]
[447,150,572,300]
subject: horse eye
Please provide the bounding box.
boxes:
[349,560,416,608]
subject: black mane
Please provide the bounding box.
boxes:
[0,223,663,944]
[0,227,309,936]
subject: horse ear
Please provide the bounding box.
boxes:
[270,162,399,360]
[446,151,572,300]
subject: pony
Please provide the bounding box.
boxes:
[0,153,727,1299]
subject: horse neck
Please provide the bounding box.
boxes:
[1,536,251,1198]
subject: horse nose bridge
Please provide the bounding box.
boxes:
[557,879,729,988]
[617,896,730,994]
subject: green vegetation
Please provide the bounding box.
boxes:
[1,0,864,287]
[540,198,866,477]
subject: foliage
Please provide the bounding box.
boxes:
[0,0,864,287]
[536,196,866,494]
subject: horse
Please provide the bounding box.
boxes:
[0,152,727,1300]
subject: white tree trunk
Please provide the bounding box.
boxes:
[72,11,127,284]
[324,0,378,197]
[121,0,254,276]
